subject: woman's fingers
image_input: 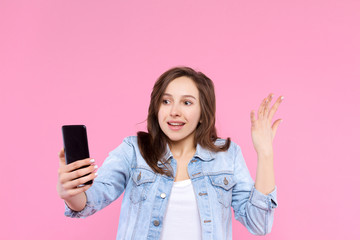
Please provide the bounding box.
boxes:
[64,158,95,173]
[63,183,92,199]
[58,157,94,178]
[254,93,283,125]
[62,172,98,190]
[57,152,98,186]
[268,95,284,121]
[257,97,267,119]
[57,149,98,200]
[263,93,274,117]
[58,148,94,171]
[257,93,274,119]
[59,164,98,184]
[250,110,256,126]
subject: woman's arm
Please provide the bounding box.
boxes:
[255,153,275,195]
[231,94,283,235]
[231,143,278,235]
[250,93,283,195]
[60,137,134,218]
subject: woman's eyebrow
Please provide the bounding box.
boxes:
[163,93,197,100]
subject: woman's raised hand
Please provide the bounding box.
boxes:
[250,93,283,156]
[57,148,98,201]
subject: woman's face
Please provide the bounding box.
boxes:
[158,76,201,146]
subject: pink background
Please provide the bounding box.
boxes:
[1,0,359,239]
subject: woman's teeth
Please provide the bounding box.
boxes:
[168,122,185,126]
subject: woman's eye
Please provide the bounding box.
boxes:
[184,101,192,106]
[162,99,170,104]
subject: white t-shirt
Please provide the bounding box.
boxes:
[160,179,202,240]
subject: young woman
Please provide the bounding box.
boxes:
[57,66,283,239]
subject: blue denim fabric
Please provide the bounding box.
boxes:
[65,136,278,239]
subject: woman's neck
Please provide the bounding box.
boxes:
[168,137,196,161]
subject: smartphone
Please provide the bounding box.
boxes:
[62,125,93,185]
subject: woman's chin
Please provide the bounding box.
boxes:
[165,132,196,145]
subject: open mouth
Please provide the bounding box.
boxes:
[167,121,185,130]
[167,122,185,126]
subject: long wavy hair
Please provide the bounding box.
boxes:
[137,66,230,176]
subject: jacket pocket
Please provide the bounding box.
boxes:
[130,168,157,204]
[209,173,236,208]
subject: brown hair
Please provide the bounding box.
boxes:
[137,66,230,176]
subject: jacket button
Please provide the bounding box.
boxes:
[137,172,141,181]
[160,193,166,199]
[153,220,160,226]
[223,177,228,185]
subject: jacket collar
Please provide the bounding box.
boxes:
[163,142,215,162]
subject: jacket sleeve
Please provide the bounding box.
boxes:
[231,143,278,235]
[64,137,134,218]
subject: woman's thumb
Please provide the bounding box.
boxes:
[271,119,282,141]
[58,148,66,165]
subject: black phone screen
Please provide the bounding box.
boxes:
[62,125,92,185]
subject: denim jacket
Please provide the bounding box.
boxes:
[65,136,278,239]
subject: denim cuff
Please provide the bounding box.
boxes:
[64,188,96,218]
[249,185,278,211]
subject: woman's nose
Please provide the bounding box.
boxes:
[170,103,180,117]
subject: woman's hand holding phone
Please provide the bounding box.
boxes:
[57,148,98,211]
